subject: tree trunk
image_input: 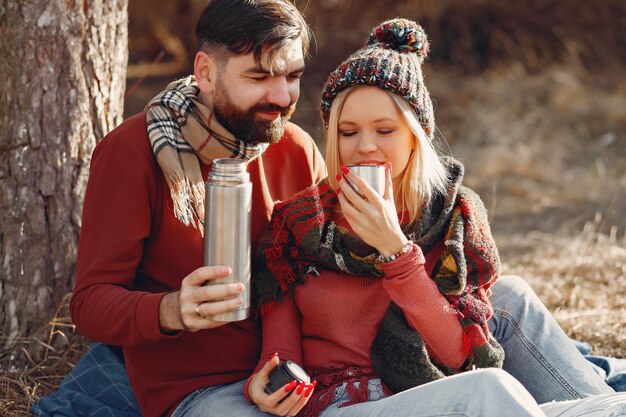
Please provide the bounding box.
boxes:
[0,0,128,351]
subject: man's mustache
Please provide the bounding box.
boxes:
[252,103,295,118]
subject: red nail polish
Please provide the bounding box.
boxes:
[387,162,392,171]
[284,380,297,392]
[336,173,342,181]
[304,381,316,397]
[340,166,349,175]
[270,352,278,360]
[336,187,341,194]
[296,381,306,395]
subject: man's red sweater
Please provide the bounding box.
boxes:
[70,112,326,417]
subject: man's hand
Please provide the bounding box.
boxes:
[248,354,315,416]
[159,266,245,332]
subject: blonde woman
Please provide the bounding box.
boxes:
[243,18,626,417]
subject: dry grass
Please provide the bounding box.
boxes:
[0,294,89,416]
[500,218,626,358]
[428,55,626,358]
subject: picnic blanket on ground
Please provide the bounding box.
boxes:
[572,340,626,392]
[32,343,141,417]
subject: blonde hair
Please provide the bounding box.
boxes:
[325,87,448,224]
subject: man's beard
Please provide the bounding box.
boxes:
[212,84,295,145]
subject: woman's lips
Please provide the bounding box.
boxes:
[352,160,385,166]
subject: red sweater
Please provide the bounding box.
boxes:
[251,229,466,404]
[70,112,326,417]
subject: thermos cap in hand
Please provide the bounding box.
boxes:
[265,360,311,394]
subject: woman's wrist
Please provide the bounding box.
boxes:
[378,239,413,262]
[378,234,409,258]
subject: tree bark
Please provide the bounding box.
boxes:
[0,0,128,351]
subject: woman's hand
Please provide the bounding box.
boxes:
[336,164,408,257]
[248,354,316,416]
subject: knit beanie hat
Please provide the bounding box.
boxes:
[320,18,434,140]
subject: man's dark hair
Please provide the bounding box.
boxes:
[196,0,311,66]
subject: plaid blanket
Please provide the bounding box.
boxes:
[32,343,141,417]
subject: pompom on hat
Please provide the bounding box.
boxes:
[320,18,434,140]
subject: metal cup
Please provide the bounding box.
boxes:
[346,164,386,197]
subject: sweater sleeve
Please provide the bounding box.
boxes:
[244,292,303,403]
[70,134,177,346]
[381,245,467,369]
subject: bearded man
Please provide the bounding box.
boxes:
[50,1,324,416]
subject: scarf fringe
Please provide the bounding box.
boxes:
[167,171,206,235]
[189,179,205,232]
[300,374,372,417]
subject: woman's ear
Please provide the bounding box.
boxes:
[194,51,215,94]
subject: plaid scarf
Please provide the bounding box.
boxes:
[254,157,504,396]
[145,75,269,233]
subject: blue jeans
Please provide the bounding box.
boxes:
[574,340,626,392]
[171,371,547,417]
[489,276,615,402]
[171,373,626,417]
[33,276,625,416]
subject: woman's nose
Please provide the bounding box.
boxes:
[356,134,377,154]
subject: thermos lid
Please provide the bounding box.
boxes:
[281,360,310,382]
[265,360,311,394]
[208,158,249,183]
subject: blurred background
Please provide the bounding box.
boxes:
[123,0,626,353]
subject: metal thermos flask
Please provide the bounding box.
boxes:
[203,158,252,322]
